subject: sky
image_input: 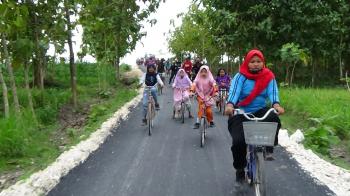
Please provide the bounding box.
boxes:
[122,0,192,65]
[48,0,192,65]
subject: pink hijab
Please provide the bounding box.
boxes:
[193,65,216,99]
[173,69,192,89]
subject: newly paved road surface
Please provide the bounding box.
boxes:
[48,83,334,196]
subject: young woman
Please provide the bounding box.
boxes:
[225,49,285,183]
[172,69,193,118]
[139,64,164,125]
[191,66,218,128]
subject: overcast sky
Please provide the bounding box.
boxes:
[49,0,191,65]
[122,0,191,65]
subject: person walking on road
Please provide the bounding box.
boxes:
[191,57,203,81]
[182,57,193,78]
[224,49,285,183]
[169,58,181,85]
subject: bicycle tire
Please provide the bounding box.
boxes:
[254,151,266,196]
[222,100,226,115]
[181,102,185,124]
[148,103,152,136]
[200,118,206,148]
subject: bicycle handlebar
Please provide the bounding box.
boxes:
[234,108,277,121]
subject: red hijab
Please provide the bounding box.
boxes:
[238,49,275,106]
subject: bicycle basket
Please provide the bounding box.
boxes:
[242,122,278,146]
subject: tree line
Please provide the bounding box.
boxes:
[0,0,161,118]
[169,0,350,87]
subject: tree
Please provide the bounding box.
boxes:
[80,0,161,81]
[64,0,77,108]
[280,43,308,86]
[0,1,29,114]
[0,64,9,118]
[168,4,221,64]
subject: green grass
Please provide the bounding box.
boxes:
[280,87,350,168]
[0,63,137,185]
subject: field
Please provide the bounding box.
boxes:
[0,63,138,190]
[280,88,350,169]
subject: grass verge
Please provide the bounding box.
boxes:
[280,87,350,169]
[0,63,138,190]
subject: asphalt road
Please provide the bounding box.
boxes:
[48,82,334,196]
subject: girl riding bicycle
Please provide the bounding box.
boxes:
[172,69,193,118]
[191,66,218,129]
[225,49,285,183]
[140,64,164,125]
[215,68,231,107]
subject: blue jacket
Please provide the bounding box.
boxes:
[227,73,280,113]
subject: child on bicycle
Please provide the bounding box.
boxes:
[140,64,164,125]
[172,69,193,118]
[224,49,285,183]
[190,65,218,129]
[215,68,231,107]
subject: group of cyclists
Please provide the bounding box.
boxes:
[139,49,285,184]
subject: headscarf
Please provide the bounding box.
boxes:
[238,49,275,106]
[193,65,216,99]
[173,69,192,89]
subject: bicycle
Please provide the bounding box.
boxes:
[145,86,156,136]
[218,88,228,115]
[195,94,214,148]
[173,88,189,123]
[234,108,278,196]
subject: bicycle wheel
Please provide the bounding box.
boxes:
[254,151,266,196]
[222,100,226,115]
[181,102,185,124]
[148,103,152,136]
[218,99,222,112]
[200,118,206,148]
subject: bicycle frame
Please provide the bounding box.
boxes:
[173,88,188,123]
[196,95,213,147]
[218,88,228,114]
[146,86,156,136]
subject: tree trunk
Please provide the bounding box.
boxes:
[290,62,297,86]
[339,34,343,80]
[2,33,21,114]
[285,64,290,85]
[24,61,36,120]
[0,66,10,118]
[345,71,350,92]
[311,59,315,87]
[65,1,77,108]
[339,55,343,80]
[115,57,120,81]
[27,0,44,90]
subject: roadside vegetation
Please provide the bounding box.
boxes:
[0,0,162,190]
[280,88,350,169]
[0,63,138,190]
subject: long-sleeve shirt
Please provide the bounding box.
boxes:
[139,73,164,87]
[227,73,280,113]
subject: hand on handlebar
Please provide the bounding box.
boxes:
[273,104,285,115]
[224,104,234,116]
